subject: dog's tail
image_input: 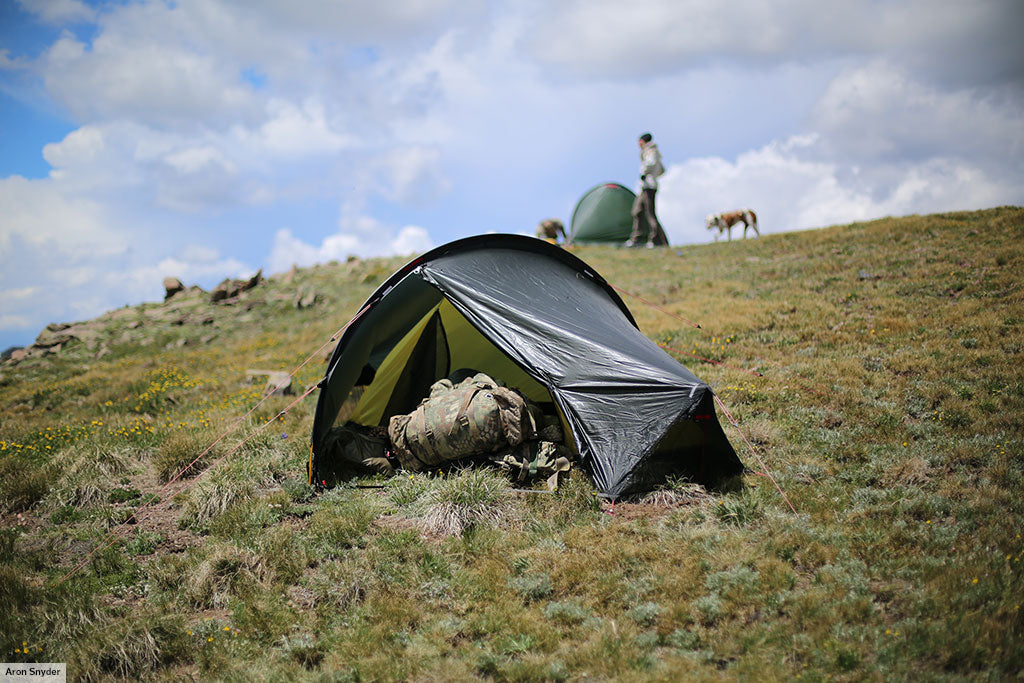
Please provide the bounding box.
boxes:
[745,209,760,236]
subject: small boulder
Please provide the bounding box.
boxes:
[163,277,185,300]
[294,288,319,309]
[246,369,294,396]
[35,323,73,348]
[210,280,232,303]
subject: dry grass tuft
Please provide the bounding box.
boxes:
[882,456,931,487]
[44,444,138,509]
[151,428,219,483]
[638,481,715,507]
[418,469,518,537]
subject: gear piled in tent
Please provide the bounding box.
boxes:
[569,182,669,246]
[310,234,740,499]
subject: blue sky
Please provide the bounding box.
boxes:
[1,0,1022,351]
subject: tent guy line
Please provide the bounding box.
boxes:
[55,308,371,585]
[658,341,765,380]
[658,339,832,400]
[614,284,835,399]
[714,394,797,514]
[610,283,704,330]
[57,380,321,586]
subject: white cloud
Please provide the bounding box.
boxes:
[527,0,1024,87]
[657,135,1019,245]
[0,315,32,330]
[179,244,220,263]
[42,28,257,126]
[809,61,1024,167]
[370,146,452,205]
[0,286,39,301]
[390,225,434,256]
[267,221,435,274]
[0,175,120,254]
[0,170,259,345]
[0,222,256,344]
[254,98,356,156]
[152,248,252,285]
[18,0,96,24]
[42,125,104,169]
[163,146,236,175]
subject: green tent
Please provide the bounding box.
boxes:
[569,183,634,244]
[310,235,741,499]
[569,182,668,246]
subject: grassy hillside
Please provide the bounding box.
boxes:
[2,206,1022,681]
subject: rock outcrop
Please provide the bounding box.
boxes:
[211,269,264,303]
[2,263,338,366]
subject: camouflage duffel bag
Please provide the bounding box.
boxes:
[492,440,571,490]
[388,373,534,471]
[322,423,395,476]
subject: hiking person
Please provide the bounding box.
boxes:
[624,132,668,248]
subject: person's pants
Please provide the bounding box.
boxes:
[629,188,668,245]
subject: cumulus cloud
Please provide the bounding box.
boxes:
[0,169,258,346]
[42,30,258,126]
[267,221,434,274]
[368,146,453,205]
[18,0,96,25]
[527,0,1024,88]
[0,223,255,347]
[252,98,356,156]
[0,175,120,253]
[657,134,1019,245]
[808,61,1024,168]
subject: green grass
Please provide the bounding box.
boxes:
[1,207,1023,680]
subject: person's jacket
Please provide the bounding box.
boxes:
[639,141,665,190]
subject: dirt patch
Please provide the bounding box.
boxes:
[124,468,202,554]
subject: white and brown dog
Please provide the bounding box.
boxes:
[705,209,760,241]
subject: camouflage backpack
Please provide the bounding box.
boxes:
[388,373,534,471]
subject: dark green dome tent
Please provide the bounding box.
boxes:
[310,234,739,498]
[569,182,669,246]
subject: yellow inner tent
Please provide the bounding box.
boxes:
[350,298,552,427]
